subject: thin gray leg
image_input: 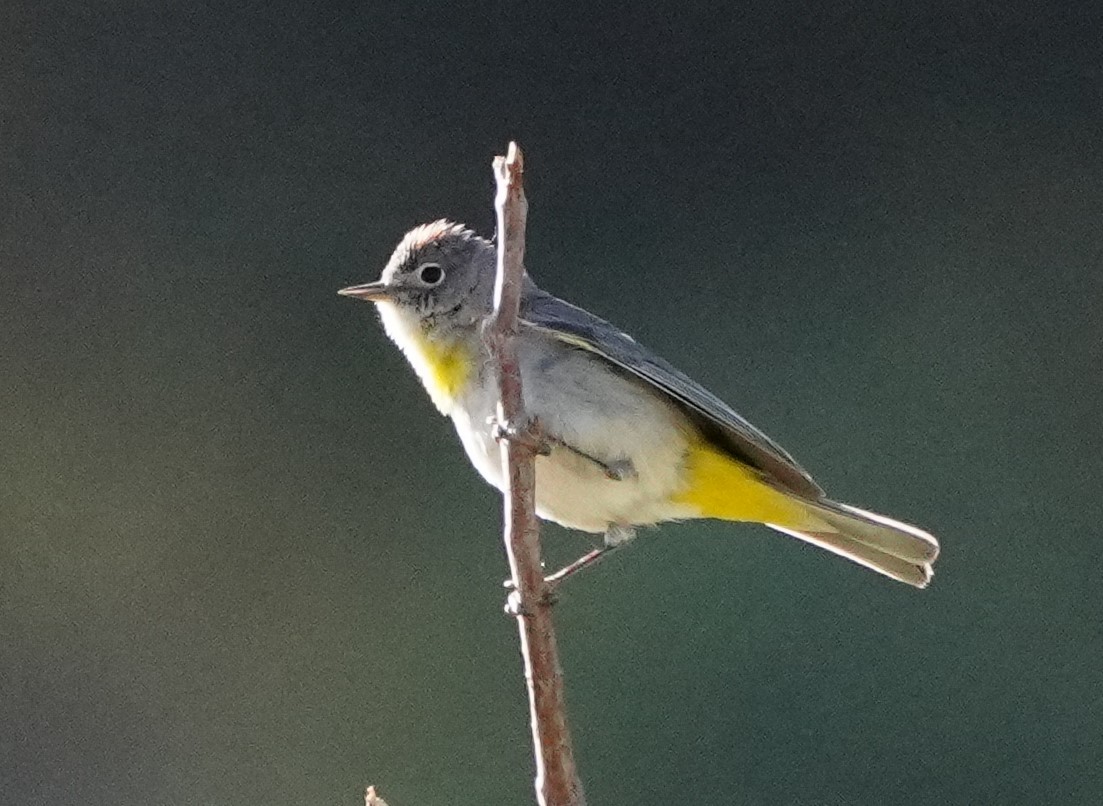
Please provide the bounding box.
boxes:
[543,524,637,586]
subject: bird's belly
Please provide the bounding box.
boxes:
[534,442,698,532]
[451,378,698,533]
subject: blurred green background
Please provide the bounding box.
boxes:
[2,2,1101,804]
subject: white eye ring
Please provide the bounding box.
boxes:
[418,263,444,285]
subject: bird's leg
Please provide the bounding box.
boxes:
[543,524,636,586]
[502,524,637,594]
[548,440,638,482]
[492,417,635,481]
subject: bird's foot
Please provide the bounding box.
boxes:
[490,416,552,455]
[502,580,560,615]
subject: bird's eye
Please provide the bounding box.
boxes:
[419,263,444,285]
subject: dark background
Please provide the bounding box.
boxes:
[3,2,1101,804]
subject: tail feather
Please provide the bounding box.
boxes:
[769,498,939,588]
[810,500,940,563]
[769,525,934,588]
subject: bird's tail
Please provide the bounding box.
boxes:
[769,499,939,588]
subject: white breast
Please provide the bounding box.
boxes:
[450,331,697,533]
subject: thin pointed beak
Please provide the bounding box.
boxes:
[338,280,391,302]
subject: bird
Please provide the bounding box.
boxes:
[339,220,939,588]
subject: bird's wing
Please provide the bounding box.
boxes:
[520,289,825,499]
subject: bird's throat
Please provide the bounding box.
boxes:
[379,303,472,414]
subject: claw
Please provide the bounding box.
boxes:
[490,417,552,455]
[502,581,559,614]
[504,589,528,616]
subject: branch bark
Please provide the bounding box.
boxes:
[484,143,586,806]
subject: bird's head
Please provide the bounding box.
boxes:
[339,220,497,337]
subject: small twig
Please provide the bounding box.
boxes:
[365,785,390,806]
[484,143,586,806]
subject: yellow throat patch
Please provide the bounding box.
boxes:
[396,331,472,414]
[377,302,473,414]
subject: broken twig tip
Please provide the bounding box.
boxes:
[495,141,524,180]
[507,140,523,170]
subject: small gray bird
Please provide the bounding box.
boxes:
[340,221,939,587]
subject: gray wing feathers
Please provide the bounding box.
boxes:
[521,290,824,499]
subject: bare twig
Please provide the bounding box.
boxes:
[484,143,586,806]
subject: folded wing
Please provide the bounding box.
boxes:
[521,289,824,499]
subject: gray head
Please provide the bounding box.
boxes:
[339,221,498,333]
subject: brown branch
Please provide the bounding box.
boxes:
[484,143,586,806]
